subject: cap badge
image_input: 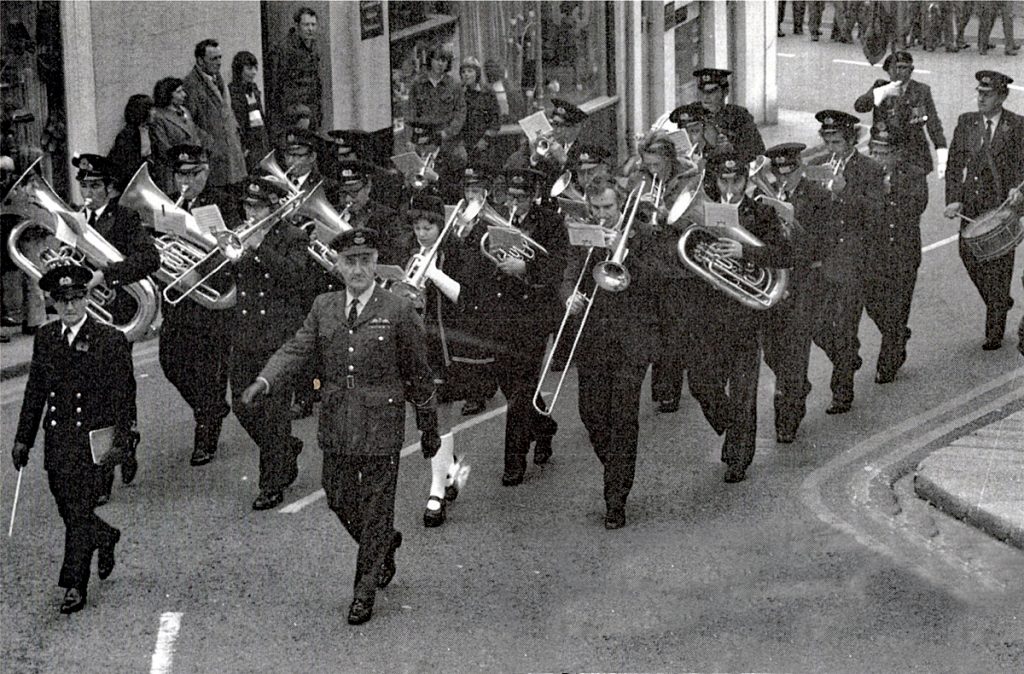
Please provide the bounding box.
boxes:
[250,183,260,194]
[80,158,92,172]
[59,276,73,287]
[824,117,834,126]
[353,234,365,245]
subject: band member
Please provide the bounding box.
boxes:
[562,177,661,528]
[759,142,833,443]
[73,153,159,500]
[241,227,440,626]
[504,98,589,193]
[274,127,340,202]
[810,110,885,414]
[668,102,719,158]
[228,177,309,510]
[862,126,928,383]
[398,196,473,527]
[685,152,792,482]
[944,70,1024,351]
[853,51,948,178]
[157,145,239,466]
[335,160,401,265]
[693,68,766,163]
[12,263,135,614]
[403,122,461,205]
[453,165,499,417]
[462,168,566,484]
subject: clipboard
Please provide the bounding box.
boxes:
[89,426,117,465]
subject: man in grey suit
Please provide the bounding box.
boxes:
[182,39,247,190]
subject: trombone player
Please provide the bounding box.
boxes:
[227,177,310,510]
[560,176,661,528]
[156,145,240,466]
[758,143,834,443]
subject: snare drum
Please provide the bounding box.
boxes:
[961,207,1024,262]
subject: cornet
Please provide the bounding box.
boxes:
[825,152,850,191]
[410,148,440,190]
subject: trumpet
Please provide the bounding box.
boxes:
[161,189,303,304]
[532,183,645,415]
[4,159,160,341]
[410,148,440,190]
[530,133,564,165]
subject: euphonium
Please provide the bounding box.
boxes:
[293,181,352,272]
[410,148,440,190]
[478,203,550,264]
[119,164,236,309]
[4,159,160,341]
[257,151,301,195]
[676,220,789,310]
[747,155,781,199]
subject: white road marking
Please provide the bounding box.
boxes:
[150,611,184,674]
[832,58,931,74]
[278,404,510,514]
[1009,84,1023,92]
[921,234,958,253]
[777,52,796,58]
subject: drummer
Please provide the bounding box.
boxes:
[943,70,1024,351]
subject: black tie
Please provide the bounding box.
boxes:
[87,210,97,227]
[348,299,359,327]
[983,120,993,150]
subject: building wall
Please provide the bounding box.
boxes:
[63,0,262,188]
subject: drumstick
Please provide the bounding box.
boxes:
[8,468,23,537]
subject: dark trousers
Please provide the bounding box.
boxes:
[863,253,920,375]
[813,273,864,404]
[48,466,119,593]
[577,354,648,510]
[807,1,825,34]
[158,314,231,452]
[231,348,302,492]
[651,282,694,404]
[779,1,807,29]
[978,1,1016,49]
[688,318,762,470]
[958,238,1015,341]
[762,267,825,436]
[322,452,399,602]
[494,337,558,468]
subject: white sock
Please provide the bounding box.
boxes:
[427,432,455,509]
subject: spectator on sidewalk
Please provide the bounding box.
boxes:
[267,7,323,132]
[978,0,1019,55]
[150,77,209,193]
[107,94,155,191]
[182,39,247,191]
[229,51,271,172]
[459,57,499,165]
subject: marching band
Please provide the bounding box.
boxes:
[6,64,1024,622]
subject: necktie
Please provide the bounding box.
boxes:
[87,210,97,226]
[983,120,993,149]
[348,299,359,327]
[64,328,74,347]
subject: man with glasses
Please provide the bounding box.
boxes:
[12,263,136,614]
[334,160,400,265]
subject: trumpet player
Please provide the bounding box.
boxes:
[693,68,766,163]
[157,145,240,467]
[810,110,885,415]
[403,123,460,204]
[562,177,661,528]
[400,196,473,527]
[861,126,928,384]
[462,168,565,485]
[686,153,792,483]
[505,98,589,193]
[334,160,401,266]
[228,177,310,510]
[758,143,834,443]
[73,153,160,500]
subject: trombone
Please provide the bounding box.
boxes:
[532,182,645,416]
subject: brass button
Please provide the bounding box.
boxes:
[348,347,354,352]
[348,365,354,371]
[51,420,57,427]
[76,421,82,427]
[259,310,266,316]
[242,309,248,315]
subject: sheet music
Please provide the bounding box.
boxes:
[702,202,741,234]
[192,205,226,235]
[391,152,424,178]
[567,222,611,248]
[53,212,81,246]
[518,111,553,144]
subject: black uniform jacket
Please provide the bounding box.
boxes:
[15,318,136,472]
[707,104,766,164]
[872,160,928,268]
[459,200,569,355]
[259,286,435,456]
[230,220,310,353]
[786,177,834,268]
[945,108,1024,218]
[90,198,161,326]
[818,150,886,283]
[854,78,946,174]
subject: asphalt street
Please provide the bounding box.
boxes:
[3,33,1024,674]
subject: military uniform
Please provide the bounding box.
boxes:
[229,178,310,505]
[946,71,1024,348]
[14,265,135,611]
[693,69,766,163]
[257,229,436,620]
[759,144,834,441]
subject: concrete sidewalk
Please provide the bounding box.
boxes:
[915,406,1024,550]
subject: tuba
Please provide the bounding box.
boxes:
[676,218,789,310]
[119,164,236,309]
[3,159,160,341]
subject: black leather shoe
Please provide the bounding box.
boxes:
[826,399,852,415]
[501,462,525,486]
[377,532,402,589]
[724,464,746,483]
[0,316,19,327]
[252,490,283,511]
[874,369,896,384]
[97,528,121,580]
[461,399,486,416]
[121,450,138,485]
[657,399,680,413]
[59,588,87,614]
[604,507,626,530]
[289,400,314,420]
[347,598,374,625]
[190,445,215,466]
[423,496,446,528]
[982,338,1002,351]
[533,434,554,465]
[776,429,796,444]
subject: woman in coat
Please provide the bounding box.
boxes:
[107,94,154,191]
[229,51,271,172]
[149,77,208,192]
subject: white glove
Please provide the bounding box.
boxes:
[936,147,948,181]
[873,81,901,107]
[425,260,461,303]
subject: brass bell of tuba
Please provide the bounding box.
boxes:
[4,159,160,341]
[119,164,237,309]
[676,220,789,310]
[292,181,352,272]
